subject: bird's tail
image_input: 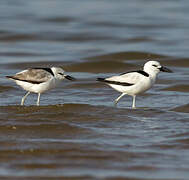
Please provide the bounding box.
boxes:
[6,76,19,81]
[97,78,106,82]
[6,76,14,79]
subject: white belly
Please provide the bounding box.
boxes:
[15,79,59,93]
[108,77,154,95]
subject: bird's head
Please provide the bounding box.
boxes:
[51,67,76,81]
[144,61,172,75]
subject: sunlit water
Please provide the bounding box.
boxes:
[0,0,189,179]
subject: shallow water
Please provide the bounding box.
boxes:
[0,0,189,179]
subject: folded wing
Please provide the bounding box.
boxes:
[98,71,146,86]
[7,68,53,84]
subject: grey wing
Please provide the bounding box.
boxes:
[12,69,52,83]
[106,72,144,85]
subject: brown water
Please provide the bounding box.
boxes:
[0,0,189,179]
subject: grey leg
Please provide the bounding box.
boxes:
[132,95,136,109]
[21,92,30,106]
[114,93,126,106]
[37,93,41,106]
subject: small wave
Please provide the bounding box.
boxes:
[0,85,14,93]
[41,16,77,24]
[65,60,137,73]
[86,51,169,61]
[159,58,189,67]
[171,104,189,113]
[162,84,189,93]
[0,34,40,42]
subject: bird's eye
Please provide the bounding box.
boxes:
[152,65,157,67]
[58,73,64,76]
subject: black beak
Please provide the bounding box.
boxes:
[64,75,76,81]
[159,66,173,73]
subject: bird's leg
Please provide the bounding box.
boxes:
[21,92,30,106]
[114,93,126,107]
[132,95,136,109]
[37,93,41,106]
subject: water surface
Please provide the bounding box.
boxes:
[0,0,189,179]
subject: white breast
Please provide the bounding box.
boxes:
[108,75,154,95]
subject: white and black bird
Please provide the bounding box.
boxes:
[97,61,172,108]
[6,67,76,106]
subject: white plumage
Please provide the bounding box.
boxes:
[7,67,75,106]
[97,61,172,108]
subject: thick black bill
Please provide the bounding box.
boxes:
[65,75,76,81]
[159,66,173,73]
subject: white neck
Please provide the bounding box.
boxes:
[144,68,159,82]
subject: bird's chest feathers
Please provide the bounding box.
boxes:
[46,78,61,89]
[137,77,154,92]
